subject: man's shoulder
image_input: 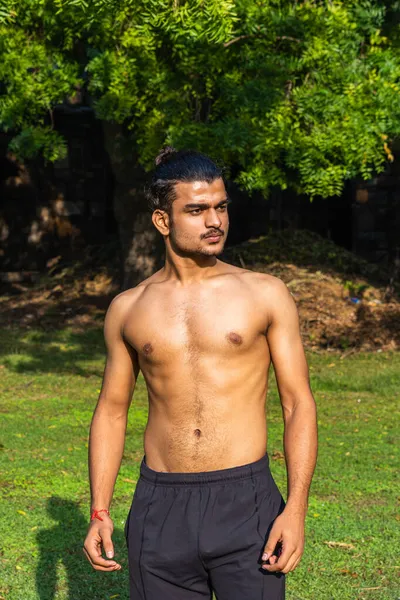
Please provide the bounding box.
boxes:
[235,269,297,330]
[109,269,164,309]
[106,276,155,320]
[254,271,291,295]
[227,265,290,298]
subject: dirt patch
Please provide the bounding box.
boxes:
[259,261,400,351]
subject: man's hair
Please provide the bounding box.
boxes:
[146,146,223,214]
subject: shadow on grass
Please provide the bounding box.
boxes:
[0,328,105,376]
[0,289,114,331]
[36,497,129,600]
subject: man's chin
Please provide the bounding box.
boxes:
[201,236,225,251]
[199,245,225,256]
[184,245,225,257]
[172,238,226,257]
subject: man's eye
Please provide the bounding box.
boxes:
[190,209,201,214]
[217,205,227,211]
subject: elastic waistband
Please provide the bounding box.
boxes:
[139,453,271,486]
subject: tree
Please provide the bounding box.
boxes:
[1,1,400,286]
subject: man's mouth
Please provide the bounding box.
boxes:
[204,232,223,240]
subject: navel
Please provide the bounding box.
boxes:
[142,342,153,355]
[226,331,243,345]
[194,429,202,438]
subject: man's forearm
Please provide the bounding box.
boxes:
[282,396,318,515]
[89,404,127,511]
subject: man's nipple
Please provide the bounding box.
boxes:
[226,331,243,345]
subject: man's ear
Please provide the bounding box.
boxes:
[152,209,170,236]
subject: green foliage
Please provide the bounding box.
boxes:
[1,1,400,197]
[8,126,67,161]
[343,280,369,298]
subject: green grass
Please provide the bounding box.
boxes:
[0,328,399,600]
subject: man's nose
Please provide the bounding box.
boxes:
[205,208,222,228]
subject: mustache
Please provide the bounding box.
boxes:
[202,230,224,239]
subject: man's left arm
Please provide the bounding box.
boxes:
[262,277,318,574]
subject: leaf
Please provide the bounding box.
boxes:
[340,568,358,577]
[271,451,285,461]
[324,541,355,550]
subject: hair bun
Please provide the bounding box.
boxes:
[155,145,177,166]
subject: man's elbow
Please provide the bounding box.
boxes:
[281,389,316,421]
[93,393,131,421]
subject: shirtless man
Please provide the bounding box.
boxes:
[83,147,318,600]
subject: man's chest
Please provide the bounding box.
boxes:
[124,288,268,363]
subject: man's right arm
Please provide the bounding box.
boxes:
[83,292,140,572]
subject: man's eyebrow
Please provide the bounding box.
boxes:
[184,198,231,210]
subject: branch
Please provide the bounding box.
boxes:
[223,34,249,48]
[224,34,302,48]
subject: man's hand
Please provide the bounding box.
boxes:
[83,514,122,571]
[261,508,305,574]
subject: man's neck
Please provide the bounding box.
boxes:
[162,254,221,285]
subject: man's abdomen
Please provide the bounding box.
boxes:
[143,397,269,472]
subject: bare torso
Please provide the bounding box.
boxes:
[121,261,274,472]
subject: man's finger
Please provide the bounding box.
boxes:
[291,555,302,572]
[269,553,279,565]
[83,549,118,572]
[83,539,119,570]
[89,530,116,563]
[263,543,295,572]
[281,552,300,574]
[83,546,120,571]
[262,525,281,562]
[101,528,115,559]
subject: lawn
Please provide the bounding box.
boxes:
[0,327,399,600]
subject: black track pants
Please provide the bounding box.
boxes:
[125,453,286,599]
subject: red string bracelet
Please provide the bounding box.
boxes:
[90,508,110,522]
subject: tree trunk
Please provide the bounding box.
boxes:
[102,123,164,290]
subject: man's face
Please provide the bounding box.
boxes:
[167,178,230,256]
